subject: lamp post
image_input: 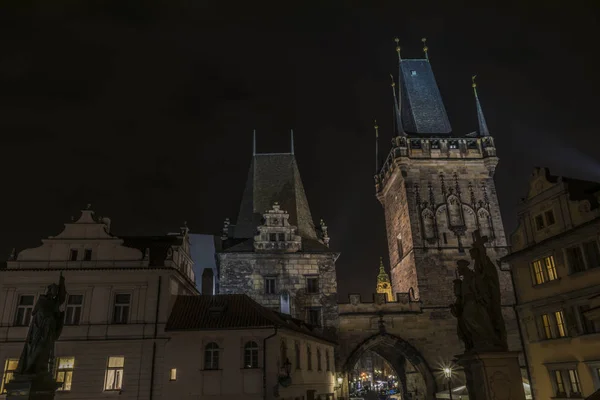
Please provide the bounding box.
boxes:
[443,368,453,400]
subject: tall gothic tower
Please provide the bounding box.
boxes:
[217,134,339,334]
[376,42,515,309]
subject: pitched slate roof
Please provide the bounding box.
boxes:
[233,154,317,240]
[166,294,335,343]
[399,59,452,136]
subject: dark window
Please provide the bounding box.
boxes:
[442,232,448,244]
[265,277,276,294]
[278,233,285,241]
[306,345,312,370]
[201,269,214,295]
[69,249,78,261]
[280,340,287,364]
[65,295,83,325]
[269,233,277,241]
[83,249,92,261]
[204,342,219,370]
[545,210,556,226]
[306,277,319,294]
[566,246,586,273]
[14,295,34,326]
[535,215,545,230]
[295,342,301,369]
[307,308,321,326]
[396,234,403,259]
[317,349,322,371]
[579,305,598,334]
[325,350,330,371]
[583,240,600,269]
[112,294,131,324]
[244,341,259,368]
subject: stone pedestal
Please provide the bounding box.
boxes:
[5,373,59,400]
[457,351,525,400]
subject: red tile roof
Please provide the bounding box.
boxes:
[166,294,336,344]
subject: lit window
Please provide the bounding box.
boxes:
[306,345,312,371]
[55,357,75,391]
[1,359,18,394]
[555,311,567,338]
[541,314,553,339]
[306,277,319,294]
[104,357,124,391]
[410,70,417,76]
[531,260,545,285]
[169,368,177,381]
[317,348,322,371]
[568,369,581,395]
[295,342,301,370]
[264,277,276,295]
[544,256,558,281]
[65,295,83,325]
[84,249,92,261]
[112,294,131,324]
[244,341,259,369]
[14,295,34,326]
[69,249,78,261]
[204,343,219,370]
[552,370,566,397]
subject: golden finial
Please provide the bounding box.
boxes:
[389,73,396,87]
[374,120,379,137]
[421,37,429,60]
[472,75,477,88]
[394,37,401,60]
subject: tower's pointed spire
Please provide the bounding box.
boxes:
[392,38,406,136]
[374,120,379,173]
[253,129,257,156]
[472,75,490,137]
[422,38,429,61]
[290,129,295,154]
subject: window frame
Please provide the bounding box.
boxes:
[264,277,276,295]
[583,239,600,269]
[104,356,125,391]
[307,307,322,327]
[306,276,319,294]
[325,350,330,372]
[55,357,75,392]
[64,294,84,326]
[243,341,259,369]
[14,294,35,326]
[306,345,312,371]
[565,245,586,274]
[112,293,132,324]
[530,255,558,286]
[555,311,568,338]
[545,362,581,399]
[316,348,322,371]
[169,368,177,381]
[1,359,18,394]
[83,249,92,261]
[204,342,220,370]
[69,249,78,261]
[295,341,301,370]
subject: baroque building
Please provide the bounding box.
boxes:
[503,167,600,399]
[217,140,339,335]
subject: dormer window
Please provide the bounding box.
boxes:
[277,233,285,241]
[69,249,78,261]
[84,249,92,261]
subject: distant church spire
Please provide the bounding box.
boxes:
[422,38,429,61]
[472,75,490,137]
[376,257,393,302]
[392,38,406,136]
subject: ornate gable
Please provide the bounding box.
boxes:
[526,167,557,200]
[253,203,302,253]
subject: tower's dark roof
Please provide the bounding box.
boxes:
[233,153,317,240]
[399,59,452,135]
[166,294,335,343]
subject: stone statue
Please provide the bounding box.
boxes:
[15,273,67,376]
[451,230,507,352]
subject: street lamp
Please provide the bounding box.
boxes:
[443,368,453,400]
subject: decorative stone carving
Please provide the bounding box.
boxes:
[253,203,302,253]
[319,219,330,247]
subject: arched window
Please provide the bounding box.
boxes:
[280,340,287,364]
[204,342,219,370]
[422,209,436,240]
[244,341,259,369]
[325,350,330,371]
[317,348,322,371]
[307,345,312,370]
[295,342,301,369]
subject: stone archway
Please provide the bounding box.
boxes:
[342,332,437,400]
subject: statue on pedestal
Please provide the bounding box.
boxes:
[7,273,67,399]
[450,231,507,353]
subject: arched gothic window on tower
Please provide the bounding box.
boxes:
[397,233,404,260]
[421,209,436,240]
[280,290,290,315]
[478,209,493,239]
[447,195,464,227]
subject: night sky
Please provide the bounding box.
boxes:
[1,1,599,299]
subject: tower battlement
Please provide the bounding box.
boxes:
[376,135,498,194]
[338,291,421,314]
